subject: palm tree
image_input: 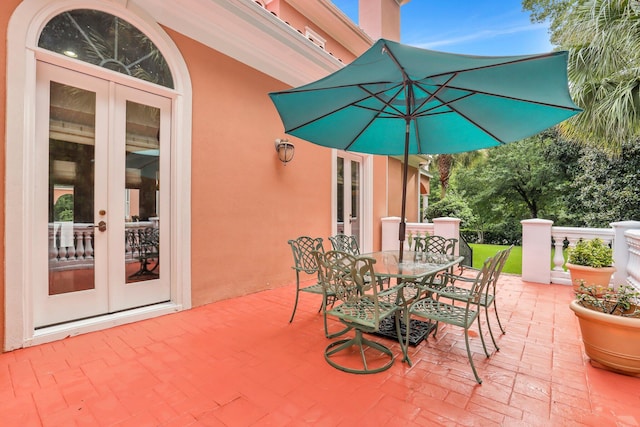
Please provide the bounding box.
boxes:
[436,151,485,199]
[549,0,640,152]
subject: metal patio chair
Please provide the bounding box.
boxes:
[411,235,457,256]
[313,250,407,374]
[409,235,459,289]
[437,245,514,350]
[328,234,360,255]
[408,254,498,384]
[126,227,160,279]
[287,236,338,338]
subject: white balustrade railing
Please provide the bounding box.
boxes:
[404,223,435,249]
[381,217,460,254]
[550,227,614,286]
[522,219,640,290]
[49,221,156,271]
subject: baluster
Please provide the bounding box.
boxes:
[66,230,77,260]
[85,231,94,259]
[56,227,64,261]
[49,224,59,263]
[76,229,85,260]
[552,236,565,271]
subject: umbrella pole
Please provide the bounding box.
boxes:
[398,121,411,263]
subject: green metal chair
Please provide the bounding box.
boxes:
[408,254,498,384]
[313,250,407,374]
[329,233,391,289]
[328,234,360,255]
[436,245,513,351]
[411,235,458,256]
[408,235,459,291]
[288,236,337,338]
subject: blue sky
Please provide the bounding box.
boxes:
[331,0,554,56]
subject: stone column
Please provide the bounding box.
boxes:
[381,217,401,251]
[521,218,553,284]
[432,217,460,255]
[611,221,640,286]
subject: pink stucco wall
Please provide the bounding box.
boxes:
[0,1,394,349]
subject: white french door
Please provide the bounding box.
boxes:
[34,62,171,328]
[336,153,363,246]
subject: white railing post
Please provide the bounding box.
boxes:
[611,221,640,286]
[521,218,553,284]
[432,217,461,255]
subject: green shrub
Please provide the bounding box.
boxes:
[567,238,613,268]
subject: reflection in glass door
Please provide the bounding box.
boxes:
[336,154,362,245]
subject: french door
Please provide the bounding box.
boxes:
[336,153,363,246]
[34,62,171,328]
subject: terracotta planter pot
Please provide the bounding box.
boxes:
[565,263,615,293]
[570,300,640,376]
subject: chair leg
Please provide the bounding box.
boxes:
[476,312,490,358]
[288,274,301,324]
[323,297,351,339]
[483,304,499,352]
[464,329,482,384]
[397,310,411,366]
[493,299,506,334]
[325,329,394,374]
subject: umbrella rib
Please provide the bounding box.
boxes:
[284,84,407,133]
[358,84,406,118]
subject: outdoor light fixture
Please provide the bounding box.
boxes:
[274,138,295,165]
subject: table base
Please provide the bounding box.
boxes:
[374,317,435,346]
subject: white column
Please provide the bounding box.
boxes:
[611,221,640,286]
[521,218,553,284]
[432,217,461,255]
[381,217,401,251]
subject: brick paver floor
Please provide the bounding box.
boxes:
[1,274,639,426]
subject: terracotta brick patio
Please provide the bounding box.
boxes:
[1,274,639,426]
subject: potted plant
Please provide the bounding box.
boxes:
[565,238,615,293]
[570,284,640,376]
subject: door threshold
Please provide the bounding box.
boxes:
[29,302,182,347]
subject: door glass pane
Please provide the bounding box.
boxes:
[350,160,360,242]
[336,157,344,234]
[125,101,160,283]
[48,82,96,295]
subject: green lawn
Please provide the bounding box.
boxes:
[469,243,522,275]
[468,243,565,275]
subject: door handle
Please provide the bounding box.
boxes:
[94,221,107,232]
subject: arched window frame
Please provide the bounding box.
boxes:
[5,0,192,350]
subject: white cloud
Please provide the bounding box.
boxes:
[414,22,548,50]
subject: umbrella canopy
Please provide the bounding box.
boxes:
[269,38,581,260]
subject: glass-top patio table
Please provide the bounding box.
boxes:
[363,250,463,281]
[361,250,465,348]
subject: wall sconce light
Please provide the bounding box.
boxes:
[274,138,295,165]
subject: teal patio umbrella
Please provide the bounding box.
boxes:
[269,39,581,261]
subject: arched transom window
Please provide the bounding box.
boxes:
[38,9,174,88]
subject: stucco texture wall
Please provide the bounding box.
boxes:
[166,30,333,307]
[388,157,419,223]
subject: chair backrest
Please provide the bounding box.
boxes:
[490,245,514,287]
[413,235,457,255]
[328,234,360,256]
[467,254,501,305]
[288,236,324,274]
[314,250,383,325]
